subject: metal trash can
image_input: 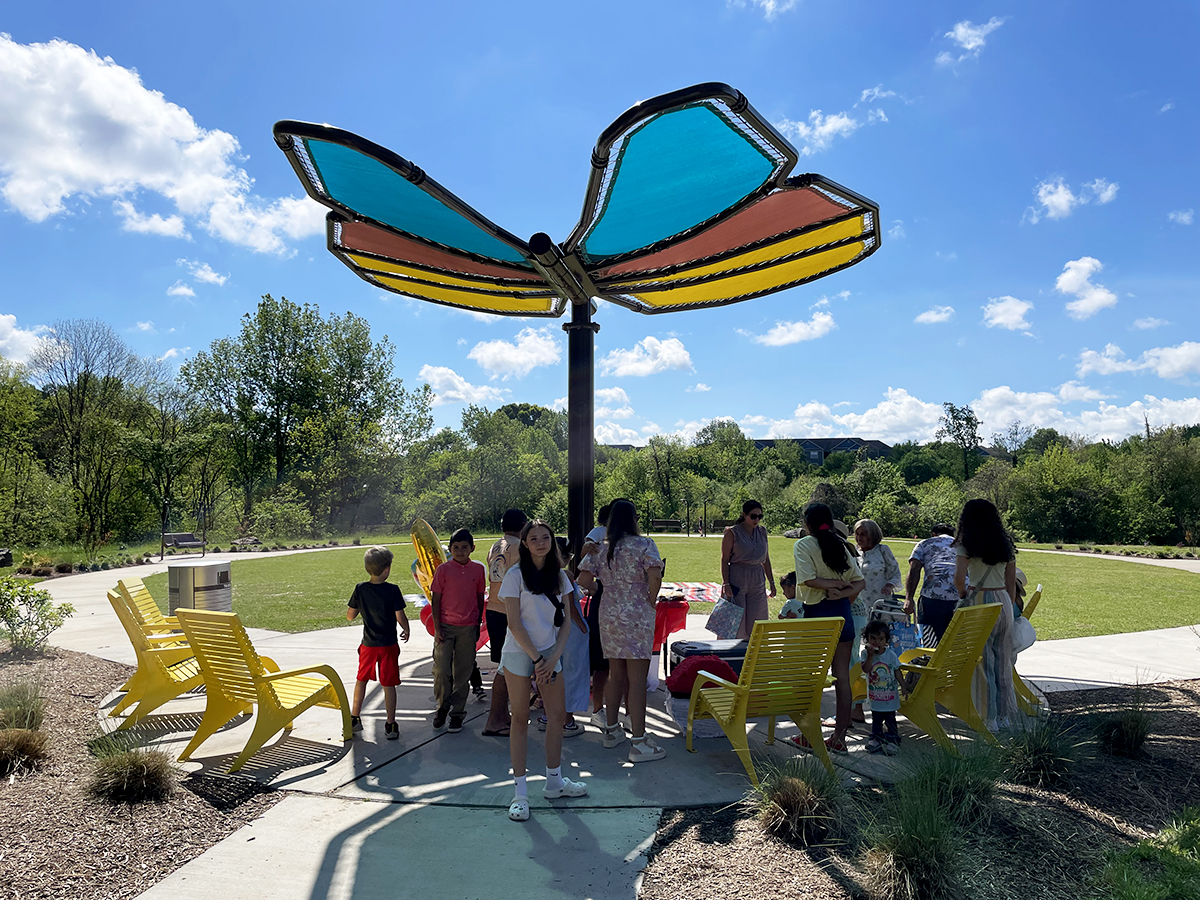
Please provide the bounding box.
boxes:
[168,560,232,614]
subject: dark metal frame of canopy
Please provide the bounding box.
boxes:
[273,82,880,556]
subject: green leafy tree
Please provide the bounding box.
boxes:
[936,402,982,481]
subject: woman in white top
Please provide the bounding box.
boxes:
[498,520,588,821]
[953,499,1020,733]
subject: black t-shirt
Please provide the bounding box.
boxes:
[348,581,406,647]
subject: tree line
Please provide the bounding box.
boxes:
[1,296,1198,552]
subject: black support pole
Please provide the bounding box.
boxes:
[563,300,598,558]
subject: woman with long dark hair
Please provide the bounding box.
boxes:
[953,498,1020,732]
[497,520,587,822]
[720,499,776,639]
[577,499,665,763]
[791,502,865,752]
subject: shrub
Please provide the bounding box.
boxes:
[754,756,844,846]
[54,561,73,574]
[1095,700,1154,758]
[88,748,176,803]
[32,567,52,577]
[864,776,960,900]
[1003,715,1081,788]
[0,576,75,652]
[909,745,1000,828]
[352,537,361,546]
[0,729,49,775]
[0,681,45,729]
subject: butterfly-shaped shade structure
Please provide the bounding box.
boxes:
[273,82,880,318]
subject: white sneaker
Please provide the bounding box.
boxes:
[589,710,608,729]
[628,735,666,763]
[602,723,626,749]
[543,776,588,799]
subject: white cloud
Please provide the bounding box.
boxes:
[1134,317,1168,330]
[982,296,1033,331]
[0,35,326,254]
[600,336,692,377]
[859,85,897,104]
[1168,209,1194,225]
[551,396,567,411]
[418,364,508,407]
[1085,178,1119,204]
[178,258,228,286]
[1024,176,1119,223]
[935,251,957,261]
[595,422,646,444]
[166,280,195,298]
[888,220,906,240]
[467,327,561,380]
[1078,342,1200,380]
[1160,102,1174,113]
[135,321,155,332]
[726,0,798,20]
[113,200,188,238]
[775,110,860,156]
[157,346,190,362]
[686,383,711,393]
[0,313,47,363]
[595,387,630,405]
[596,405,635,420]
[867,109,888,124]
[746,311,837,347]
[743,387,944,443]
[914,306,955,324]
[937,17,1006,66]
[1056,256,1117,320]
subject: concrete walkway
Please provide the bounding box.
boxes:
[34,552,1200,900]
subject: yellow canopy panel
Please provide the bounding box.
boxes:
[367,272,561,315]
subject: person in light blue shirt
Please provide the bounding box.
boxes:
[904,523,964,642]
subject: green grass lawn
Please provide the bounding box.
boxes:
[142,535,1200,640]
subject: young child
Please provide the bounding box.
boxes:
[861,620,903,754]
[430,528,487,733]
[777,572,803,618]
[347,545,410,740]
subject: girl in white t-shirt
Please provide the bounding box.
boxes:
[498,520,588,821]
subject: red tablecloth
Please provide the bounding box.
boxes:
[653,599,690,653]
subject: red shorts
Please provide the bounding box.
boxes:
[357,644,401,686]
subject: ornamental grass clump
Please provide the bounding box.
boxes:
[912,744,1001,828]
[754,756,844,846]
[1003,715,1082,788]
[864,776,960,900]
[89,748,177,804]
[0,680,45,730]
[1095,693,1154,757]
[0,728,49,775]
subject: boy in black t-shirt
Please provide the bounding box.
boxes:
[347,546,410,740]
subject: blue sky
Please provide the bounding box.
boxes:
[1,1,1197,445]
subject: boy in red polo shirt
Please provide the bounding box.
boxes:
[347,546,410,740]
[431,528,487,733]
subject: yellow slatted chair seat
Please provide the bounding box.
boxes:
[898,603,1003,752]
[174,609,351,772]
[686,617,843,786]
[105,590,203,729]
[1014,585,1044,716]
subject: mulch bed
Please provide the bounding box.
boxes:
[638,679,1200,900]
[0,645,281,900]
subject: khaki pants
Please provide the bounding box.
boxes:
[433,623,480,716]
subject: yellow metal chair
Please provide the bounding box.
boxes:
[686,617,843,785]
[106,589,204,728]
[1014,585,1043,716]
[174,609,352,772]
[897,602,1004,752]
[118,576,181,637]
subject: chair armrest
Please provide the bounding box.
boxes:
[898,662,940,675]
[145,632,187,644]
[691,671,746,696]
[899,648,938,664]
[163,615,180,625]
[262,664,342,685]
[260,656,280,673]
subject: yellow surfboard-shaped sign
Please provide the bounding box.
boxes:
[410,518,446,601]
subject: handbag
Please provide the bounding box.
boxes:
[889,620,923,656]
[1012,615,1037,654]
[706,597,743,640]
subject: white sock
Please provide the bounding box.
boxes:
[513,775,528,799]
[545,765,563,790]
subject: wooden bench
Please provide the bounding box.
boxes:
[163,532,207,556]
[650,518,683,532]
[711,519,737,530]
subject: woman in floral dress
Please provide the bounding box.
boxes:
[577,499,665,763]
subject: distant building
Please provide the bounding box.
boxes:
[754,437,892,466]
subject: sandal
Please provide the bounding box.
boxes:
[786,734,814,752]
[481,726,511,737]
[508,797,530,821]
[825,736,849,753]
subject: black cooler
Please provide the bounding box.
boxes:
[668,639,750,676]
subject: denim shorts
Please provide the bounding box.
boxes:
[803,596,854,642]
[498,649,563,679]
